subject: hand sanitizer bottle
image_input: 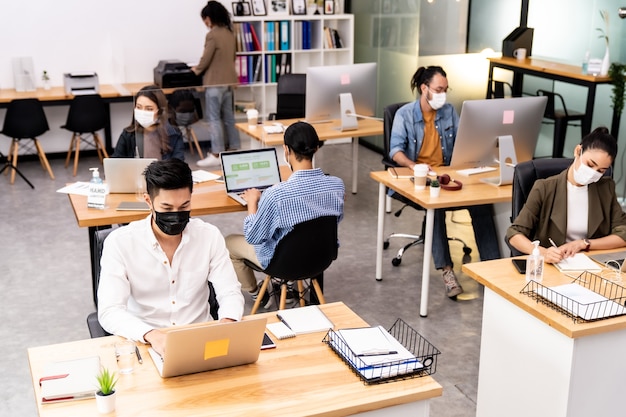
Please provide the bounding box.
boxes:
[87,167,107,210]
[525,240,544,283]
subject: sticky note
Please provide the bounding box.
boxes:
[502,110,514,124]
[204,339,229,360]
[340,74,351,85]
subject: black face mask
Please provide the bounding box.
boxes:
[153,210,190,235]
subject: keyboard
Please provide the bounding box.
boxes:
[456,166,497,176]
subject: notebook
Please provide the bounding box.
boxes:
[554,253,602,272]
[220,148,281,206]
[147,317,267,378]
[589,250,626,270]
[103,158,157,193]
[39,356,100,403]
[275,305,334,335]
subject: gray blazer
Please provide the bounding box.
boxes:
[506,169,626,247]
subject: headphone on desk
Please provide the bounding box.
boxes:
[428,174,463,191]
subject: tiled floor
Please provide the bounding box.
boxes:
[1,140,486,416]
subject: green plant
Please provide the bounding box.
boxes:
[95,368,118,396]
[596,9,609,47]
[609,62,626,114]
[430,179,440,188]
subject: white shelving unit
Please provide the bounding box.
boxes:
[233,13,354,118]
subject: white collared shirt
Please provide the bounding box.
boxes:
[98,216,244,342]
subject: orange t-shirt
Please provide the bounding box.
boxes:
[416,110,443,167]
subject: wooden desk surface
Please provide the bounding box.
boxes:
[0,84,129,103]
[236,118,384,146]
[68,166,292,228]
[488,56,611,83]
[462,256,626,339]
[28,302,442,417]
[370,167,512,209]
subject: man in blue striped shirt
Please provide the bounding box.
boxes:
[226,122,345,307]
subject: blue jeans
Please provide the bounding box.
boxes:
[203,86,240,154]
[390,192,501,269]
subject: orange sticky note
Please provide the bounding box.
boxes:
[204,339,229,360]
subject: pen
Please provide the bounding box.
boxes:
[276,314,292,330]
[356,350,398,357]
[135,345,143,364]
[548,238,558,248]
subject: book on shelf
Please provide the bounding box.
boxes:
[39,356,100,403]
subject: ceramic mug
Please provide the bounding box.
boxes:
[513,48,527,61]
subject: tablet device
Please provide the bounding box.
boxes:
[512,259,526,274]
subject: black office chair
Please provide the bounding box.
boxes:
[247,216,339,315]
[168,89,204,158]
[1,98,54,185]
[62,94,109,176]
[536,89,586,158]
[268,73,306,120]
[381,102,471,266]
[489,80,513,99]
[87,227,220,338]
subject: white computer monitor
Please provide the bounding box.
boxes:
[305,62,377,130]
[450,96,548,169]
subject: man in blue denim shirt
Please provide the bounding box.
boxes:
[389,66,500,299]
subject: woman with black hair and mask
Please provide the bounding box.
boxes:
[112,84,185,160]
[507,126,626,263]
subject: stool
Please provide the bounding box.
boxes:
[537,89,586,158]
[62,94,109,176]
[1,98,54,184]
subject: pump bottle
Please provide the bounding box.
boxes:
[87,167,107,210]
[525,240,544,283]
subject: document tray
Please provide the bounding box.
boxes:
[323,318,440,385]
[521,272,626,323]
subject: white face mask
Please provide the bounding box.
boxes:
[573,155,603,186]
[134,108,157,128]
[427,91,446,111]
[283,149,292,171]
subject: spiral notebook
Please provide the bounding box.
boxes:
[267,322,296,339]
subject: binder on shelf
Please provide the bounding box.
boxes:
[253,55,262,82]
[39,356,100,403]
[249,24,261,51]
[280,20,290,50]
[333,29,343,48]
[240,55,248,83]
[235,23,244,52]
[244,22,254,51]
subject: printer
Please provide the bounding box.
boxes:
[153,60,202,88]
[63,72,99,95]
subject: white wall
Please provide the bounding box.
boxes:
[0,0,222,158]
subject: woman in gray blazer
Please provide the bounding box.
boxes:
[507,127,626,264]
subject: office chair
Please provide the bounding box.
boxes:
[489,80,513,99]
[1,98,54,184]
[381,102,471,266]
[62,94,109,176]
[509,157,612,256]
[168,89,204,158]
[268,73,306,120]
[86,227,220,338]
[247,216,339,315]
[536,89,586,158]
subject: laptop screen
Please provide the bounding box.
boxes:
[221,148,281,193]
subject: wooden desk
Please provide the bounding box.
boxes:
[68,166,291,304]
[236,118,384,194]
[370,167,512,317]
[27,302,443,417]
[486,57,614,155]
[462,257,626,417]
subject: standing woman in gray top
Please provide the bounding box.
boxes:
[192,1,240,167]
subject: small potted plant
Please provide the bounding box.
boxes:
[95,368,118,414]
[430,178,441,197]
[41,70,51,90]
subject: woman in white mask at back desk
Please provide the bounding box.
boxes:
[507,127,626,263]
[112,84,185,160]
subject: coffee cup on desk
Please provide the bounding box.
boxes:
[413,164,429,190]
[247,109,259,127]
[513,48,527,61]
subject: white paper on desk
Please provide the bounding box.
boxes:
[56,182,91,196]
[337,326,420,367]
[535,283,626,320]
[555,253,602,272]
[192,170,221,184]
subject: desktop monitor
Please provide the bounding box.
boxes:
[305,63,377,130]
[450,96,548,169]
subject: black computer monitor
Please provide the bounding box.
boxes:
[450,96,548,169]
[305,63,377,130]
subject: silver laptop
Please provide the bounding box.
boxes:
[103,158,157,193]
[589,250,626,270]
[220,148,282,206]
[147,317,267,378]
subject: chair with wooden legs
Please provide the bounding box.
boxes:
[247,216,339,314]
[1,98,54,184]
[168,89,204,159]
[62,94,109,176]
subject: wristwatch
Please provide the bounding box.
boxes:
[583,238,591,251]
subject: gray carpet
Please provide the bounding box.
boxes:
[0,141,485,417]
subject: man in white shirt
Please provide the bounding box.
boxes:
[98,158,244,355]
